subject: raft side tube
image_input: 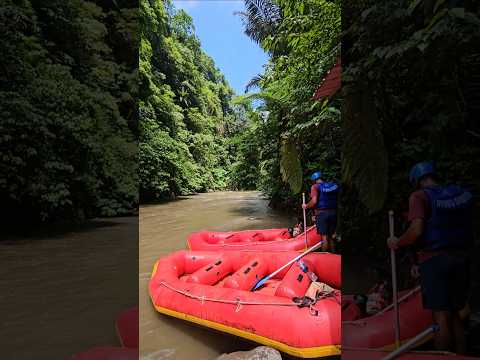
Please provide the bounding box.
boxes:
[250,232,266,241]
[223,257,268,290]
[186,256,233,285]
[183,251,221,274]
[310,253,341,288]
[275,259,313,298]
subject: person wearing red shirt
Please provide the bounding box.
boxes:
[388,161,473,354]
[302,171,339,252]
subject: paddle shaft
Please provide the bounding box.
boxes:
[381,325,439,360]
[302,193,308,249]
[268,240,323,279]
[389,210,401,349]
[252,240,324,290]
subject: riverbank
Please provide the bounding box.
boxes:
[0,216,138,359]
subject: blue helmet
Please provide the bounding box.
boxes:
[310,171,322,181]
[409,161,435,185]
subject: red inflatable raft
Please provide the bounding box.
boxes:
[187,225,322,251]
[342,287,434,350]
[342,349,479,360]
[149,250,341,358]
[115,307,138,348]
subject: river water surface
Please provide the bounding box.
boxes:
[0,217,138,360]
[139,191,295,360]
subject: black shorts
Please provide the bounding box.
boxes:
[419,252,470,312]
[315,210,337,236]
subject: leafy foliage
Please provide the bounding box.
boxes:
[139,0,239,200]
[235,0,282,50]
[279,140,303,194]
[228,108,263,190]
[234,0,342,207]
[341,83,388,213]
[340,0,480,250]
[0,0,138,224]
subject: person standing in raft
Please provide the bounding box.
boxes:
[302,171,339,252]
[387,161,473,354]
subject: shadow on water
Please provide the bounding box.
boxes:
[141,195,193,206]
[227,198,294,218]
[159,313,254,353]
[1,217,129,242]
[227,206,268,217]
[0,216,138,360]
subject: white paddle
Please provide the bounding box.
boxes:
[251,240,325,291]
[302,192,308,250]
[389,210,401,348]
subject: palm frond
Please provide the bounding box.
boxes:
[245,74,264,93]
[234,0,281,45]
[232,90,282,107]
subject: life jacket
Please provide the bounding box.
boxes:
[315,182,339,210]
[420,185,473,251]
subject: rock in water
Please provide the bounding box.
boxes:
[215,346,282,360]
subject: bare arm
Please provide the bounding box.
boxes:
[397,218,424,246]
[305,195,317,209]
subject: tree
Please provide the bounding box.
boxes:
[139,0,239,200]
[340,0,480,250]
[1,0,138,225]
[234,0,341,208]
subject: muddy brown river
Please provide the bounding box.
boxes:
[3,190,476,359]
[0,217,138,360]
[139,191,295,360]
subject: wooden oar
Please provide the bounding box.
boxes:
[389,210,401,349]
[251,240,325,291]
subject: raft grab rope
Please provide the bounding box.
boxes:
[158,281,338,316]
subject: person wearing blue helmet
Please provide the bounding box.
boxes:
[388,161,473,354]
[302,171,339,252]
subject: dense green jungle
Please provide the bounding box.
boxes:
[140,0,480,255]
[1,0,138,225]
[2,0,479,252]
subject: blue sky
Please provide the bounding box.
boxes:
[173,0,269,95]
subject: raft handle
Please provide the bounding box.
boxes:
[293,296,314,308]
[244,267,251,274]
[251,261,258,267]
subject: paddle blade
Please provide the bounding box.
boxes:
[251,276,268,291]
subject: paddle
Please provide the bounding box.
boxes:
[251,240,325,291]
[389,210,401,349]
[381,325,439,360]
[302,192,308,250]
